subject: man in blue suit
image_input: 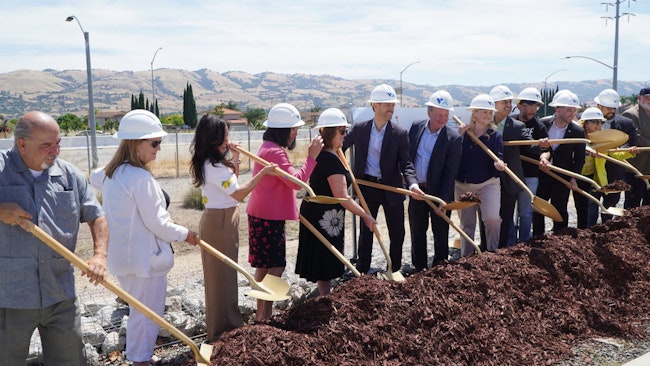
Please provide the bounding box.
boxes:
[407,90,461,272]
[343,84,422,274]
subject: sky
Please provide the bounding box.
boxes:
[1,0,649,88]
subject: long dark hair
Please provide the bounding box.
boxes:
[263,127,295,150]
[189,114,232,187]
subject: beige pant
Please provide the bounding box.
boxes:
[200,207,244,341]
[455,177,502,257]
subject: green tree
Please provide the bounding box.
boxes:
[103,119,118,133]
[226,100,239,111]
[183,83,197,128]
[621,94,638,106]
[160,114,184,127]
[243,107,267,130]
[309,106,322,112]
[213,102,226,118]
[56,113,85,134]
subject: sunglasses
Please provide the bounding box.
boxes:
[148,140,162,148]
[337,127,348,135]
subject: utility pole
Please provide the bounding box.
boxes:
[601,0,636,91]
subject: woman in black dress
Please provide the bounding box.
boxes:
[296,108,375,295]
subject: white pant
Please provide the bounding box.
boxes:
[455,177,502,257]
[117,274,167,363]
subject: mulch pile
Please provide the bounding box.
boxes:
[458,191,481,203]
[188,206,650,365]
[600,180,632,192]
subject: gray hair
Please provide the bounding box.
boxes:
[13,116,32,142]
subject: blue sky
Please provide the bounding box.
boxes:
[1,0,648,87]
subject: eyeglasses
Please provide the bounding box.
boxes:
[337,127,348,135]
[148,140,162,148]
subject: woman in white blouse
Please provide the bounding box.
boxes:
[189,114,276,341]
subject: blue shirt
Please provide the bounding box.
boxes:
[364,120,386,178]
[0,148,103,309]
[414,126,440,183]
[456,130,504,184]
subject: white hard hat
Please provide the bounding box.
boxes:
[593,89,620,109]
[468,94,497,111]
[425,90,454,111]
[489,85,515,102]
[263,103,305,128]
[516,87,544,105]
[114,109,167,140]
[317,108,350,128]
[548,90,580,108]
[367,84,399,104]
[580,107,606,122]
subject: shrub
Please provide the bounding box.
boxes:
[182,187,205,210]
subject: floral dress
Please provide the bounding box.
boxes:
[295,151,350,282]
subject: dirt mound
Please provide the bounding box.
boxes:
[188,206,650,365]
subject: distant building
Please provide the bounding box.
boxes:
[95,110,127,127]
[199,108,249,130]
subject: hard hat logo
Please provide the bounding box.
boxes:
[436,97,450,107]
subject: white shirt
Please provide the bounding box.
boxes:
[547,121,568,151]
[202,161,239,209]
[100,164,188,278]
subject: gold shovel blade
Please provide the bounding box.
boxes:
[532,197,563,222]
[303,195,348,204]
[442,201,479,210]
[605,207,625,217]
[246,274,291,301]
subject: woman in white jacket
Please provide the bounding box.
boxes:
[100,109,198,366]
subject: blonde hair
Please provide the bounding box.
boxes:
[470,109,497,138]
[105,139,151,178]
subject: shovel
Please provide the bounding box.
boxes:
[519,155,622,194]
[233,146,347,205]
[521,163,625,217]
[197,239,290,301]
[336,149,405,282]
[589,129,629,152]
[591,150,650,189]
[607,147,650,153]
[503,138,590,146]
[452,116,563,222]
[20,219,212,366]
[354,179,481,254]
[356,179,479,211]
[299,214,361,277]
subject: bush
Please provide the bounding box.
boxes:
[182,187,205,210]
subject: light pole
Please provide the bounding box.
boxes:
[561,56,616,90]
[66,15,98,169]
[542,69,567,116]
[151,47,163,105]
[399,61,420,107]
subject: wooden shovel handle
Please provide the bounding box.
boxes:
[452,116,534,198]
[519,155,601,192]
[504,138,589,146]
[355,179,446,206]
[422,199,481,254]
[21,219,210,365]
[592,150,650,189]
[233,146,316,197]
[608,147,650,153]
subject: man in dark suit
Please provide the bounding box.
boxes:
[593,89,638,222]
[408,90,461,272]
[488,85,536,247]
[533,90,586,235]
[343,84,422,274]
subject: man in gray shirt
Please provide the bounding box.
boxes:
[0,111,109,365]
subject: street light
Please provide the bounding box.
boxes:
[542,69,567,116]
[561,55,616,90]
[151,47,163,105]
[66,15,98,169]
[399,61,420,107]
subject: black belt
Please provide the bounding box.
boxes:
[363,175,382,183]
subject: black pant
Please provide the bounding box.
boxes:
[408,198,450,270]
[533,172,571,235]
[356,186,405,273]
[573,179,591,229]
[624,172,650,208]
[499,189,517,248]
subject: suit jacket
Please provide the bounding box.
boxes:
[624,105,650,173]
[343,119,417,206]
[606,114,638,181]
[408,120,462,202]
[500,117,531,195]
[543,117,586,174]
